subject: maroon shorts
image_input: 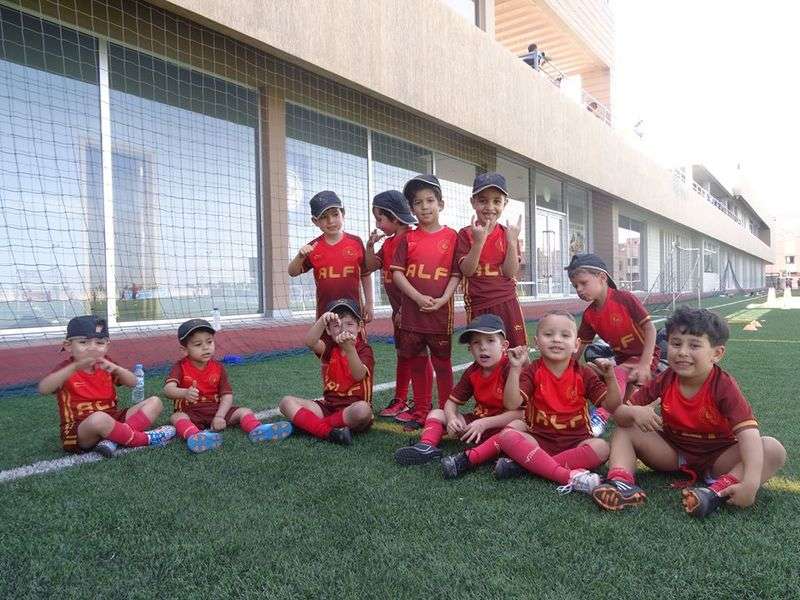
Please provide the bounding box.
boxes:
[529,429,592,456]
[179,403,241,429]
[315,398,373,431]
[463,412,505,439]
[468,298,528,348]
[658,430,737,477]
[395,329,452,359]
[62,408,129,453]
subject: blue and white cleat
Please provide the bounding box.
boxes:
[589,406,608,438]
[95,439,118,458]
[145,425,177,448]
[186,430,222,453]
[248,421,293,443]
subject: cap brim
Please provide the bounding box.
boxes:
[313,203,343,218]
[567,264,617,289]
[471,183,508,197]
[327,301,363,321]
[458,327,506,344]
[375,205,417,225]
[179,324,215,341]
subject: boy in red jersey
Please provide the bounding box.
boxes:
[390,174,462,429]
[566,253,659,436]
[364,190,433,419]
[38,315,175,457]
[393,314,523,477]
[279,298,374,446]
[164,319,292,453]
[456,172,526,347]
[288,190,373,322]
[592,307,786,517]
[495,311,622,494]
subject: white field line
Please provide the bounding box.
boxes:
[0,294,763,484]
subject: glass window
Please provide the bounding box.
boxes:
[496,156,532,289]
[617,215,645,291]
[703,240,719,274]
[442,0,477,25]
[535,172,563,212]
[566,184,589,256]
[434,153,479,232]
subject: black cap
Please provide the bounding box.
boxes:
[373,190,417,225]
[325,298,363,321]
[178,318,215,342]
[402,174,441,201]
[472,172,508,197]
[66,315,109,340]
[309,190,343,218]
[458,313,507,343]
[565,253,617,289]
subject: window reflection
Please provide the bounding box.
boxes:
[618,215,644,291]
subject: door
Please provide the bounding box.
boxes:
[535,209,567,296]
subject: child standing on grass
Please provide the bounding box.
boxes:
[393,314,523,478]
[592,306,786,517]
[279,298,374,446]
[164,319,292,453]
[38,315,175,457]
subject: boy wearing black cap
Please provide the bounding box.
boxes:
[279,298,375,445]
[365,189,433,419]
[394,314,524,478]
[456,172,527,348]
[164,319,292,453]
[38,315,175,457]
[287,190,373,322]
[390,175,461,428]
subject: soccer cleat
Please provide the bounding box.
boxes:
[187,430,222,453]
[494,457,526,480]
[94,439,118,458]
[589,406,608,437]
[327,427,353,446]
[248,421,293,443]
[145,425,177,448]
[441,452,473,480]
[394,442,443,466]
[681,486,725,518]
[402,419,423,432]
[592,479,648,510]
[380,399,408,418]
[557,469,602,494]
[393,409,417,424]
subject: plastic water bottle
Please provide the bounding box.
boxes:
[132,363,145,404]
[212,307,221,331]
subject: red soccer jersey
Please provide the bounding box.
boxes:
[376,232,406,314]
[449,355,512,418]
[455,224,521,312]
[165,357,233,412]
[578,288,659,365]
[302,232,366,317]
[519,358,608,439]
[390,226,460,334]
[319,337,375,407]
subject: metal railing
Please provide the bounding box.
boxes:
[672,168,760,235]
[534,54,613,126]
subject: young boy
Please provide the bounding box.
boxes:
[288,190,373,322]
[592,306,786,517]
[496,310,622,495]
[456,172,527,348]
[364,190,433,420]
[164,319,292,453]
[279,298,374,445]
[38,315,175,458]
[390,174,462,429]
[566,253,658,435]
[393,314,523,478]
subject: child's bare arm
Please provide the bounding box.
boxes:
[305,313,336,354]
[361,274,374,323]
[460,409,524,444]
[288,243,315,277]
[392,269,434,308]
[364,230,384,272]
[459,216,488,277]
[102,361,136,387]
[211,393,233,431]
[444,399,467,436]
[38,360,87,395]
[501,215,523,279]
[613,401,662,431]
[422,275,461,313]
[503,347,529,409]
[720,427,764,507]
[164,380,199,401]
[630,320,657,385]
[594,358,622,413]
[338,333,367,381]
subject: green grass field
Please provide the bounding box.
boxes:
[1,294,798,599]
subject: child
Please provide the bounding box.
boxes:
[390,174,461,429]
[393,314,524,478]
[279,298,374,445]
[288,190,373,322]
[496,310,622,495]
[38,315,175,457]
[164,319,292,453]
[365,189,434,419]
[592,307,786,517]
[456,172,527,348]
[566,253,658,435]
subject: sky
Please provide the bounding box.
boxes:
[611,0,800,235]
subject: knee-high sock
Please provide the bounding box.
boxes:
[499,429,570,484]
[105,421,148,447]
[292,407,332,439]
[466,433,502,466]
[126,410,152,432]
[408,355,433,415]
[238,413,260,434]
[394,355,413,401]
[419,415,445,446]
[175,418,200,440]
[429,355,453,409]
[552,444,602,471]
[323,409,347,430]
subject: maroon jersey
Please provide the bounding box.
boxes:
[578,288,659,366]
[449,355,512,418]
[390,226,459,334]
[318,336,375,407]
[165,357,233,412]
[302,232,366,317]
[375,232,406,314]
[455,224,520,312]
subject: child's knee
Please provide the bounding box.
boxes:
[83,411,115,433]
[170,411,187,425]
[349,401,373,425]
[146,396,163,411]
[429,408,445,422]
[763,436,787,469]
[591,439,611,462]
[507,419,527,432]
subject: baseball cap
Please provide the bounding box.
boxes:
[372,190,417,225]
[178,318,215,342]
[458,313,507,343]
[564,253,617,289]
[66,315,109,340]
[402,174,441,201]
[309,190,343,218]
[472,172,508,197]
[325,297,363,321]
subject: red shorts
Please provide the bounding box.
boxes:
[528,429,592,455]
[62,408,129,453]
[658,430,737,477]
[395,329,452,359]
[178,403,240,429]
[467,298,528,348]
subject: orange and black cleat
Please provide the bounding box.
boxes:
[592,479,647,511]
[681,486,725,518]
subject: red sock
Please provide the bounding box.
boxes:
[552,444,603,471]
[394,355,412,401]
[466,433,502,466]
[292,407,332,439]
[419,415,444,446]
[607,467,636,485]
[126,410,152,432]
[430,355,453,409]
[106,421,148,447]
[499,429,570,484]
[709,473,740,494]
[323,409,347,429]
[408,356,432,414]
[237,413,260,434]
[175,418,200,440]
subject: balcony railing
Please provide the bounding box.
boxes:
[535,56,612,125]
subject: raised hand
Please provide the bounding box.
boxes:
[298,243,317,257]
[368,229,386,246]
[185,380,200,402]
[593,357,616,380]
[506,213,523,241]
[507,345,530,368]
[470,214,488,245]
